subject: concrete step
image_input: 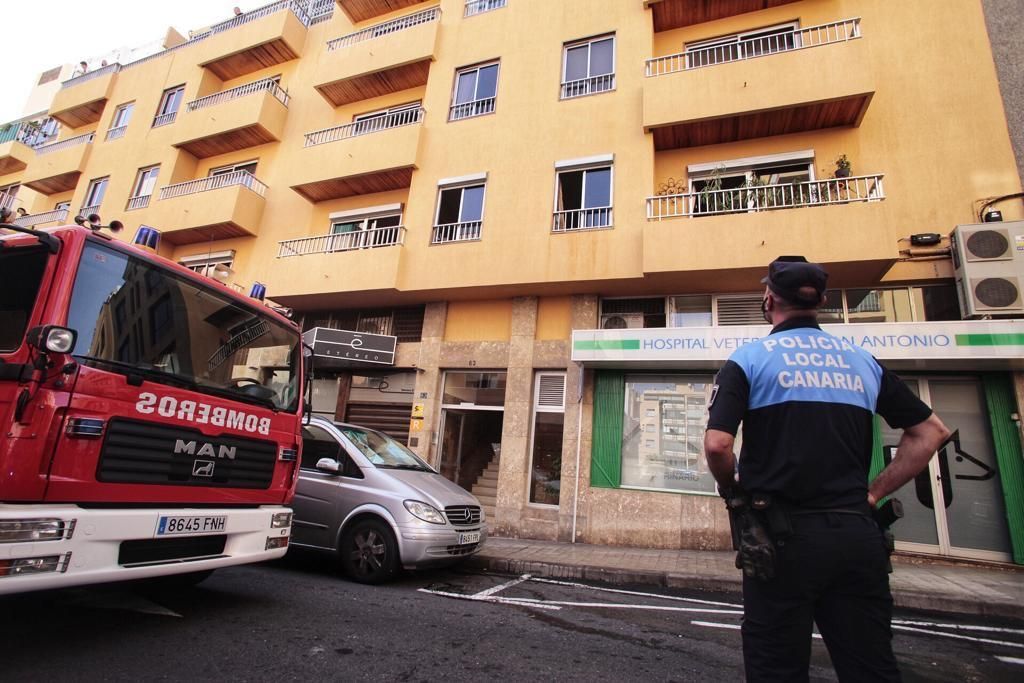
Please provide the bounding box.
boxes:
[474,493,497,507]
[472,484,498,497]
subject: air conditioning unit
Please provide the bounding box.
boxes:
[950,221,1024,318]
[601,313,645,329]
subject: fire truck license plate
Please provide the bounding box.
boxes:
[156,515,227,536]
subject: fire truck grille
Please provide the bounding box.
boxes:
[97,418,277,489]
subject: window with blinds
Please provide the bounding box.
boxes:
[715,294,764,326]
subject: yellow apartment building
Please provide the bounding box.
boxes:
[3,0,1024,566]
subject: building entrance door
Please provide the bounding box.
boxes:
[437,371,507,496]
[878,376,1013,562]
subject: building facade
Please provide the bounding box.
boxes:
[2,0,1023,565]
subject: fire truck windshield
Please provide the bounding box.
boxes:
[67,240,300,412]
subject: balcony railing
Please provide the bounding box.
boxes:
[13,207,69,227]
[32,132,94,156]
[560,74,615,100]
[79,205,102,218]
[646,174,885,219]
[277,226,407,256]
[105,125,127,141]
[552,207,613,232]
[304,107,425,147]
[126,195,151,211]
[158,171,268,200]
[432,221,482,244]
[645,18,862,77]
[186,77,290,112]
[190,0,310,41]
[60,62,121,89]
[465,0,506,17]
[327,6,441,50]
[0,118,57,147]
[449,97,496,121]
[152,112,177,128]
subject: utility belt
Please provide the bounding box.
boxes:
[722,489,903,581]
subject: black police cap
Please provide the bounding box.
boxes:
[761,255,829,306]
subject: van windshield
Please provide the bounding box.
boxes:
[341,427,432,471]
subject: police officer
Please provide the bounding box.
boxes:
[704,256,950,682]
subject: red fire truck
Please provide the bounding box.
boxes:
[0,219,302,594]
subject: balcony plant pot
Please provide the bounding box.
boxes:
[834,154,852,178]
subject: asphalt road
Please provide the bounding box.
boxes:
[2,551,1022,682]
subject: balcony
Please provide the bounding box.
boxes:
[642,174,892,281]
[0,123,35,175]
[21,133,95,194]
[171,78,290,158]
[646,0,801,32]
[192,0,311,80]
[278,225,406,256]
[49,63,120,128]
[334,0,430,23]
[13,207,69,228]
[148,171,267,245]
[291,107,423,202]
[314,6,439,107]
[643,19,873,150]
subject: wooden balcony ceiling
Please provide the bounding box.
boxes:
[202,39,300,81]
[317,59,431,107]
[291,166,414,202]
[51,100,106,128]
[0,151,28,175]
[22,171,81,195]
[650,0,801,32]
[336,0,428,23]
[652,94,871,150]
[163,221,253,246]
[175,123,279,159]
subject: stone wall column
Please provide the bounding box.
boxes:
[409,302,446,465]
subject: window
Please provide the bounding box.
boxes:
[465,0,506,17]
[352,101,422,135]
[688,152,815,216]
[179,250,235,278]
[55,201,71,212]
[209,161,258,190]
[81,177,109,214]
[0,183,19,210]
[153,85,185,127]
[561,34,615,99]
[669,295,712,327]
[442,372,507,406]
[554,164,612,231]
[210,161,257,177]
[106,102,134,140]
[528,372,566,506]
[127,165,160,210]
[912,284,960,321]
[432,180,486,244]
[449,62,499,121]
[302,306,425,342]
[329,210,404,251]
[685,22,799,69]
[0,247,48,352]
[300,425,342,469]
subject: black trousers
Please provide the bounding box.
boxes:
[741,512,901,683]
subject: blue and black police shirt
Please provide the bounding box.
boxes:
[706,317,932,509]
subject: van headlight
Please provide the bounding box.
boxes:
[404,500,446,525]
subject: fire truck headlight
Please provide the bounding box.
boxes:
[0,519,73,543]
[271,512,292,529]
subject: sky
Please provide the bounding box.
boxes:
[0,0,266,123]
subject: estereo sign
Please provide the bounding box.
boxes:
[571,320,1024,369]
[304,327,397,368]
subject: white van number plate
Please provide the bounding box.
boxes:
[458,531,481,545]
[157,515,227,536]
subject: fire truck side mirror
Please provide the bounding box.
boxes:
[26,325,77,354]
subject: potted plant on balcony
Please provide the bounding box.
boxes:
[833,154,852,178]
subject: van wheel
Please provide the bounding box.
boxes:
[339,519,399,584]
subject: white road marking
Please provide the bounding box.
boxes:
[893,619,1024,636]
[528,576,743,608]
[996,656,1024,665]
[691,621,822,639]
[893,624,1024,650]
[471,574,532,598]
[499,598,742,615]
[416,587,562,610]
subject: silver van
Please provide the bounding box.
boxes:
[291,417,487,583]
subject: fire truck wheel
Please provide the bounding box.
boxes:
[339,518,399,584]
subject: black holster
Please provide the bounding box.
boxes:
[872,499,904,574]
[723,489,778,581]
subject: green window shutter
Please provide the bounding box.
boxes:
[591,370,624,488]
[869,415,885,481]
[982,373,1024,565]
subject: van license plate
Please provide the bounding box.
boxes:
[458,531,481,545]
[157,515,227,536]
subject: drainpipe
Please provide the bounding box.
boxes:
[571,363,584,543]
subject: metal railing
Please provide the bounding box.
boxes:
[152,112,177,128]
[646,173,885,219]
[159,171,268,200]
[304,107,424,147]
[327,6,441,50]
[449,97,496,121]
[33,132,94,156]
[278,226,406,256]
[191,0,310,42]
[79,205,101,218]
[105,125,127,141]
[465,0,506,17]
[552,207,613,232]
[432,221,482,244]
[645,18,861,76]
[0,119,57,147]
[61,62,121,89]
[126,195,151,211]
[186,77,290,112]
[13,208,69,227]
[560,74,615,99]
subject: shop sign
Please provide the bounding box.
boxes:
[304,327,397,368]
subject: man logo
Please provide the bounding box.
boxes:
[193,460,215,477]
[174,439,236,460]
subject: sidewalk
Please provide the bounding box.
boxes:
[466,537,1024,621]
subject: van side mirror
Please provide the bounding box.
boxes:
[315,457,340,474]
